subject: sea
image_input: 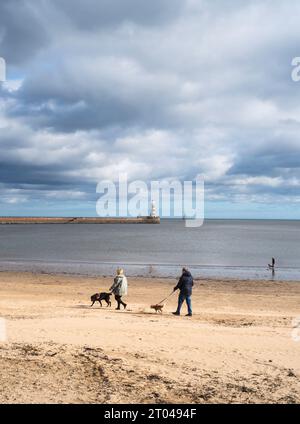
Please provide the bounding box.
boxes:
[0,219,299,281]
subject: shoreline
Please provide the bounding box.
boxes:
[0,271,300,403]
[0,268,299,284]
[0,260,299,282]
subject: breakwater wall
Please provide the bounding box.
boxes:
[0,217,160,224]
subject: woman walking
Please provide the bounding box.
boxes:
[110,268,128,310]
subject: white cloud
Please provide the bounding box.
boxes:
[0,0,300,213]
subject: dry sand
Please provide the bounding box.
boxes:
[0,271,300,404]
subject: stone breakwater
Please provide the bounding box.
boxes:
[0,217,160,224]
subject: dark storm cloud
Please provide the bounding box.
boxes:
[227,127,300,178]
[230,148,300,177]
[1,0,300,212]
[52,0,184,29]
[0,0,49,64]
[8,91,142,133]
[0,162,72,186]
[9,49,181,132]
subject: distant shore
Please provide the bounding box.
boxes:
[0,271,300,403]
[0,216,160,224]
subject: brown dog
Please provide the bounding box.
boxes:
[150,303,164,314]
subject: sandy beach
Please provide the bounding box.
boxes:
[0,271,300,404]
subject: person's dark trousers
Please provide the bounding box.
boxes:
[176,292,192,315]
[115,295,126,309]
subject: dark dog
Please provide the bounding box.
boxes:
[90,292,112,307]
[151,303,164,314]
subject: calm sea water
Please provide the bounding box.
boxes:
[0,219,299,281]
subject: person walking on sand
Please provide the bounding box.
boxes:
[172,267,194,317]
[110,268,128,310]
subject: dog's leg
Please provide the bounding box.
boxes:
[99,300,102,307]
[91,301,95,307]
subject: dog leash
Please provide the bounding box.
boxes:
[157,290,175,305]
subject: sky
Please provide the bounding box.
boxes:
[0,0,300,219]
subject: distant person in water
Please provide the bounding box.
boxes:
[172,267,194,317]
[268,257,275,270]
[110,268,128,310]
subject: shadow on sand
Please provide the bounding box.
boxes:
[68,304,168,317]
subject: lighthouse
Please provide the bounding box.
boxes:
[150,200,158,218]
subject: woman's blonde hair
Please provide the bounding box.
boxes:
[116,268,124,276]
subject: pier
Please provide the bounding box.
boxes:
[0,216,160,225]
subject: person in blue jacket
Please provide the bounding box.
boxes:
[172,267,194,317]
